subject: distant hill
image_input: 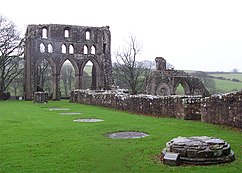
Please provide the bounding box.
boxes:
[207,72,242,93]
[186,71,242,94]
[207,72,242,81]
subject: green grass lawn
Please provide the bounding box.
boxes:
[0,100,242,173]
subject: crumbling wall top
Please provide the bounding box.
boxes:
[25,24,110,42]
[155,57,166,71]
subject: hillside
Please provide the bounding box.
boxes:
[188,71,242,93]
[208,73,242,81]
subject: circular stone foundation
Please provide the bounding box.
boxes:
[60,112,82,115]
[162,136,235,165]
[49,108,70,111]
[73,118,104,122]
[106,132,149,139]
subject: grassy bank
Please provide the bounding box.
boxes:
[0,100,241,173]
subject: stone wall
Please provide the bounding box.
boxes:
[201,91,242,128]
[70,90,202,120]
[70,90,242,128]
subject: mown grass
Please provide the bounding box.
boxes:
[0,100,242,173]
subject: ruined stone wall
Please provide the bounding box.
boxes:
[201,91,242,128]
[146,57,210,97]
[70,90,202,120]
[70,90,242,128]
[24,24,113,100]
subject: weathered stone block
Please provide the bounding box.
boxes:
[163,152,180,166]
[34,92,48,103]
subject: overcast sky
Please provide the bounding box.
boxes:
[1,0,241,72]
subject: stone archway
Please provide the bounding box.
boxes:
[156,82,172,96]
[79,58,101,90]
[58,57,80,92]
[24,24,113,100]
[174,79,191,95]
[58,59,78,98]
[34,58,56,97]
[146,57,210,97]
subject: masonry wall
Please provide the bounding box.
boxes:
[201,91,242,128]
[70,90,242,129]
[70,90,202,119]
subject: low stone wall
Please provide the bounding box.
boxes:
[201,91,242,128]
[70,90,202,120]
[70,90,242,129]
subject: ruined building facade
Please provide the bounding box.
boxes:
[146,57,210,97]
[24,24,113,100]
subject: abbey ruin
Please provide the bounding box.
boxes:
[24,24,113,100]
[24,24,241,129]
[146,57,210,97]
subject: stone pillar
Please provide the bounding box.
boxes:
[52,73,60,100]
[92,65,97,89]
[24,43,33,100]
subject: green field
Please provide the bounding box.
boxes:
[0,101,241,173]
[208,73,242,81]
[184,71,242,93]
[214,79,242,93]
[175,78,242,95]
[209,73,242,93]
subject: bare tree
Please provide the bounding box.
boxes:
[166,63,174,69]
[9,66,24,97]
[37,59,53,94]
[141,59,155,71]
[0,15,24,97]
[114,36,146,94]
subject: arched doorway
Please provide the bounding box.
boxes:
[175,80,190,95]
[36,59,53,98]
[156,82,172,96]
[175,84,186,95]
[60,60,75,98]
[82,60,94,89]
